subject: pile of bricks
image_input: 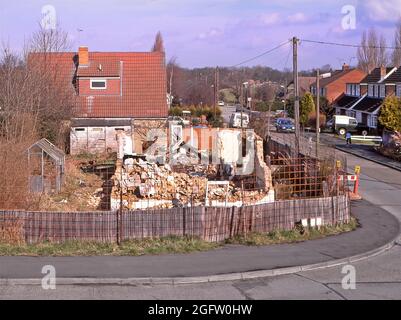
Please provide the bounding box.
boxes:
[112,158,268,207]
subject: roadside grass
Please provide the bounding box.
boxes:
[226,217,358,246]
[0,218,358,256]
[0,236,220,257]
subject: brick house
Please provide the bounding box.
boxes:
[333,66,401,131]
[285,76,315,99]
[310,64,366,103]
[29,46,168,154]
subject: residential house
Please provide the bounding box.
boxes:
[333,66,400,131]
[29,46,168,155]
[285,76,315,99]
[310,64,366,103]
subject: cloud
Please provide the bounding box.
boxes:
[259,12,281,25]
[363,0,401,22]
[197,28,223,40]
[287,12,308,23]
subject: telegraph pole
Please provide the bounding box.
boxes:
[214,66,219,119]
[292,37,300,156]
[316,68,320,158]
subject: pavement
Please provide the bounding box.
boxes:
[304,131,401,172]
[336,144,401,172]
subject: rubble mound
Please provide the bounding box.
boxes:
[112,158,268,209]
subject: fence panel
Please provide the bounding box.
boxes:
[0,194,350,244]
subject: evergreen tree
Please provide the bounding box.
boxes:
[300,93,315,127]
[379,96,401,132]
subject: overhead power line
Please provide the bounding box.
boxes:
[301,39,401,50]
[230,40,291,68]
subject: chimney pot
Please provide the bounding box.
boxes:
[78,46,89,66]
[342,63,350,71]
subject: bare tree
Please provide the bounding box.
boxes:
[151,31,165,52]
[357,28,388,73]
[392,20,401,67]
[0,25,73,209]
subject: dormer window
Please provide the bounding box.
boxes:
[90,79,107,89]
[347,84,360,96]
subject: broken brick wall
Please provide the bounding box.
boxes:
[132,119,167,154]
[254,134,272,191]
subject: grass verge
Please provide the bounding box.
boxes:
[0,236,220,256]
[0,218,358,256]
[226,217,358,246]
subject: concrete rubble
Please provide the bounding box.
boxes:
[110,128,275,210]
[111,157,272,210]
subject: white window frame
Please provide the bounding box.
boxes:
[396,84,401,97]
[371,115,377,128]
[90,79,107,90]
[380,85,386,98]
[356,84,360,96]
[346,84,351,95]
[368,84,373,96]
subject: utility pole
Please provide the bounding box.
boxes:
[316,68,320,158]
[214,66,219,119]
[292,36,300,157]
[241,83,247,129]
[169,63,174,108]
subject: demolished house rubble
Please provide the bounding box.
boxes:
[111,129,274,210]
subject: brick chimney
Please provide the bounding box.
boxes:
[78,46,89,66]
[342,63,350,71]
[380,65,386,79]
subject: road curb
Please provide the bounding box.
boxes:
[2,232,398,286]
[335,146,401,172]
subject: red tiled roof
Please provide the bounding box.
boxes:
[28,51,168,118]
[77,60,121,77]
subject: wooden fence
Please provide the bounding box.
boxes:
[0,195,350,244]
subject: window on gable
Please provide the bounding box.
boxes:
[346,84,351,95]
[368,84,373,96]
[375,84,380,97]
[380,85,386,98]
[356,85,360,96]
[90,79,107,89]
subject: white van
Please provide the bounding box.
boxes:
[325,115,358,135]
[230,112,249,128]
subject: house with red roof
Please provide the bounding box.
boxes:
[29,46,168,154]
[310,64,366,103]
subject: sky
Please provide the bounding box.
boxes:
[0,0,400,70]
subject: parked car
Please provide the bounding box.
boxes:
[229,112,249,128]
[325,115,369,136]
[167,116,190,126]
[218,101,225,107]
[275,118,295,133]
